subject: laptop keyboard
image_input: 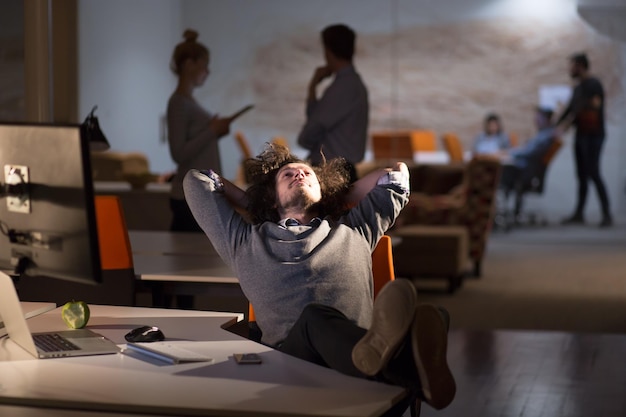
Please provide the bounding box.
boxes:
[33,333,80,352]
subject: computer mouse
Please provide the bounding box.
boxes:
[124,325,165,343]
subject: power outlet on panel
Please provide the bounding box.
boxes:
[4,165,30,214]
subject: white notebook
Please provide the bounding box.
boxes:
[125,341,213,364]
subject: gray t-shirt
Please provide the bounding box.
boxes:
[183,169,408,346]
[167,93,221,200]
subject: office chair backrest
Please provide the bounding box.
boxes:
[410,130,437,152]
[271,136,289,149]
[234,131,253,160]
[248,235,396,323]
[441,133,464,162]
[371,235,396,298]
[94,195,133,270]
[371,131,415,160]
[522,136,563,195]
[234,132,253,186]
[508,132,519,147]
[541,137,562,166]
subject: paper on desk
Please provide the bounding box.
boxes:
[125,341,214,365]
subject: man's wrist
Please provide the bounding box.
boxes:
[200,169,224,193]
[377,170,410,194]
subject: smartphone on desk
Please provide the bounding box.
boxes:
[234,353,262,364]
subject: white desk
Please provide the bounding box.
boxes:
[129,231,238,284]
[0,405,181,417]
[129,230,218,257]
[0,305,404,417]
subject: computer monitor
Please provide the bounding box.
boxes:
[0,122,102,285]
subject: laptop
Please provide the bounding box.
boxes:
[0,301,56,337]
[0,271,120,359]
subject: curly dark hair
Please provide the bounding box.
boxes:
[244,143,351,224]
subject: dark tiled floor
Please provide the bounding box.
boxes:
[420,329,626,417]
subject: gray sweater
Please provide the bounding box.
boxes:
[183,169,408,346]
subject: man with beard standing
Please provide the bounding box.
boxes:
[557,52,612,227]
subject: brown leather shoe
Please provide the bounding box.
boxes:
[411,304,456,409]
[352,279,418,376]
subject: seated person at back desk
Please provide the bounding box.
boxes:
[496,107,558,218]
[472,112,511,155]
[183,143,456,415]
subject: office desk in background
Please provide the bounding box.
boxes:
[0,305,404,417]
[129,230,243,310]
[95,183,172,231]
[129,231,237,284]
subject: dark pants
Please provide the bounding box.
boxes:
[573,134,611,218]
[278,304,417,417]
[279,303,367,377]
[170,198,203,233]
[499,164,525,217]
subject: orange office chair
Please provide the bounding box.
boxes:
[508,132,519,147]
[248,235,396,322]
[371,131,415,160]
[271,136,289,149]
[371,130,437,160]
[370,235,396,297]
[234,131,253,186]
[234,131,253,160]
[94,195,134,271]
[410,130,437,152]
[441,133,464,163]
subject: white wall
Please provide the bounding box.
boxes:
[78,0,626,219]
[78,0,182,175]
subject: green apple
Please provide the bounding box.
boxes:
[61,300,90,329]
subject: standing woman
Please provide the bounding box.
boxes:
[167,29,231,232]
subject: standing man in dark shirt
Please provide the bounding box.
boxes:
[297,24,369,183]
[557,52,612,227]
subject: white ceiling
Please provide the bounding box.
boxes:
[577,0,626,42]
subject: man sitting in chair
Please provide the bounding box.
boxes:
[497,107,559,222]
[183,143,455,415]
